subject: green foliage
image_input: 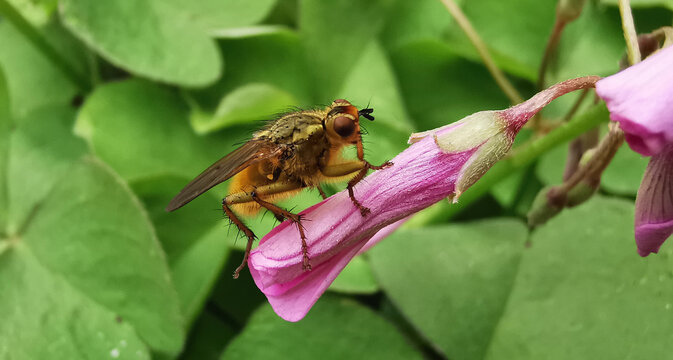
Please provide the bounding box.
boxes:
[369,219,529,360]
[60,0,222,87]
[487,197,673,359]
[0,0,670,358]
[221,296,424,360]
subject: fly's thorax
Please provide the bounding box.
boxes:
[280,129,331,186]
[255,110,326,145]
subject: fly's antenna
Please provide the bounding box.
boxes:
[358,107,375,121]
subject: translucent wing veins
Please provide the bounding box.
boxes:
[166,140,281,211]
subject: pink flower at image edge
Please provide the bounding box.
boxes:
[634,144,673,256]
[595,46,673,157]
[596,45,673,256]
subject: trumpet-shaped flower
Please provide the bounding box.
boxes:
[250,77,599,321]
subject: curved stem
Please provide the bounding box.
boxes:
[619,0,641,65]
[0,0,90,92]
[440,0,524,104]
[555,123,624,194]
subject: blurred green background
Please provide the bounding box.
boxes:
[1,0,672,359]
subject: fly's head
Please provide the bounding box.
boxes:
[324,99,374,147]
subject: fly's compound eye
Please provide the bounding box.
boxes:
[334,116,356,137]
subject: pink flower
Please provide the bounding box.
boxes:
[249,77,599,321]
[596,45,673,257]
[634,144,673,256]
[595,46,673,157]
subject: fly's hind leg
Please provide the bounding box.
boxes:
[225,181,310,276]
[221,201,257,279]
[251,191,311,271]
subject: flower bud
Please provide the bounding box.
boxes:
[556,0,586,23]
[527,186,565,227]
[410,111,512,202]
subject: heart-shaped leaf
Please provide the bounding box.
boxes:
[60,0,221,87]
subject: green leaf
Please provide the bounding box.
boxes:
[443,0,556,81]
[210,251,267,325]
[1,117,186,356]
[59,0,221,87]
[0,66,9,232]
[221,296,424,360]
[160,0,278,32]
[389,39,510,131]
[329,255,379,294]
[338,41,415,134]
[600,0,673,10]
[601,145,649,195]
[180,310,237,360]
[380,0,455,50]
[6,0,58,26]
[547,2,624,84]
[190,83,298,134]
[0,20,85,117]
[132,176,231,327]
[192,28,312,112]
[7,105,87,235]
[75,79,251,183]
[0,244,151,360]
[486,196,673,359]
[535,141,566,185]
[300,0,394,100]
[368,219,528,360]
[23,158,184,354]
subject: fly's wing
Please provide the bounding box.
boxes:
[166,140,281,211]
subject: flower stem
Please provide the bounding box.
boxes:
[408,104,609,226]
[440,0,524,104]
[619,0,641,65]
[538,17,567,90]
[554,123,624,194]
[0,0,90,92]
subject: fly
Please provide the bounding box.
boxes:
[166,99,392,278]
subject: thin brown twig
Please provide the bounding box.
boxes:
[440,0,524,104]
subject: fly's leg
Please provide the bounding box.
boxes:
[346,166,372,217]
[349,160,393,216]
[251,191,311,271]
[320,160,393,217]
[225,181,308,275]
[222,201,257,279]
[316,185,328,200]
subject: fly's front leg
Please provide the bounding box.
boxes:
[349,160,393,216]
[251,191,311,271]
[346,166,372,216]
[221,200,257,279]
[320,160,392,217]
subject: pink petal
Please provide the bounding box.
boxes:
[596,46,673,156]
[635,144,673,256]
[249,238,367,322]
